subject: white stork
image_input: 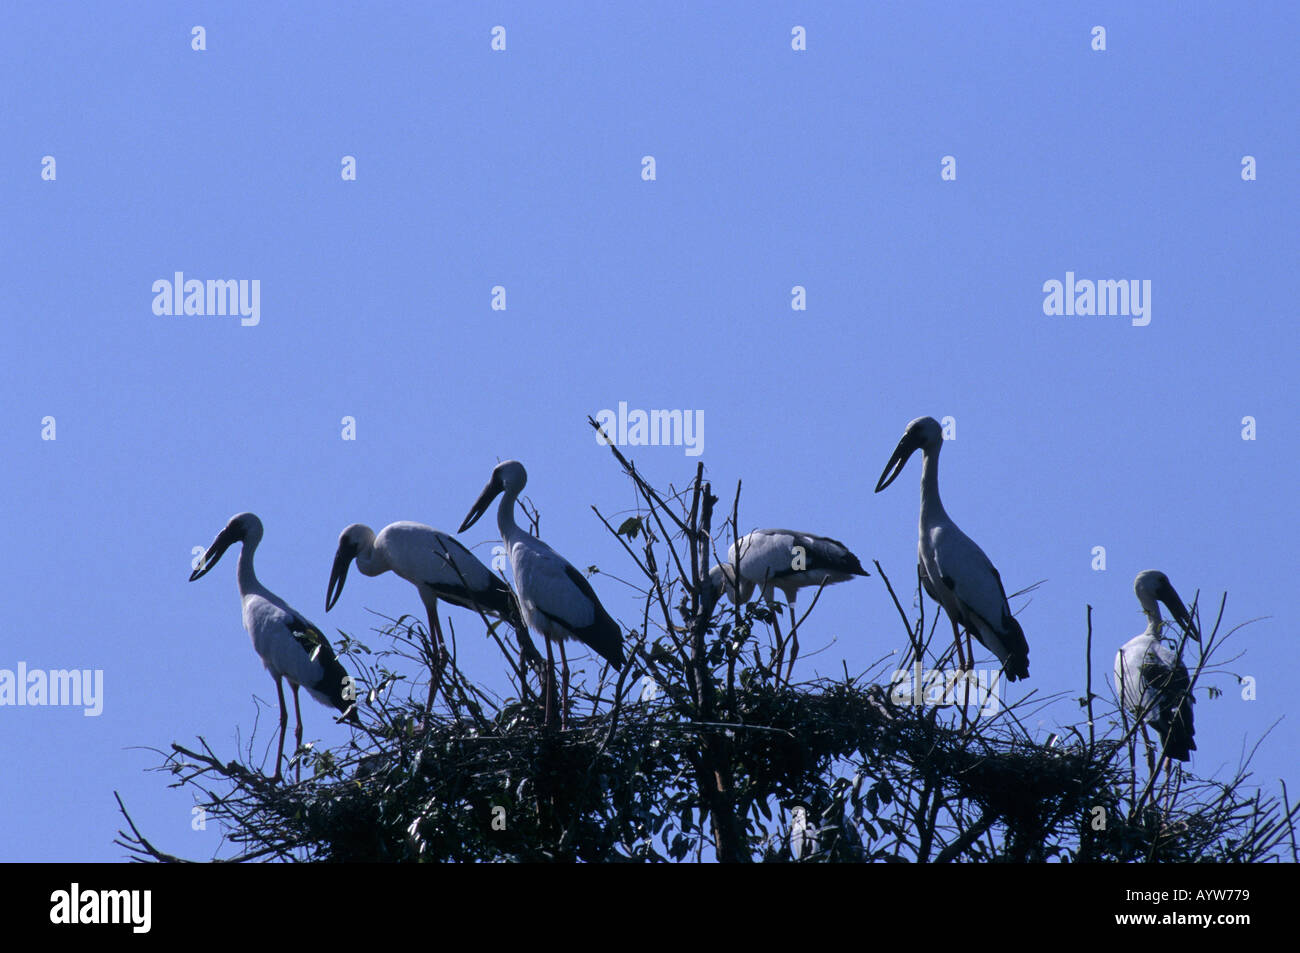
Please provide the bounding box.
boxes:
[1115,570,1198,766]
[458,460,626,727]
[190,513,359,782]
[705,528,869,606]
[874,416,1030,681]
[326,521,543,669]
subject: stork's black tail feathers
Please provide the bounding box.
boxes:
[1154,675,1196,762]
[478,579,544,665]
[502,596,545,666]
[587,613,626,670]
[513,624,545,666]
[844,553,871,577]
[290,620,361,726]
[316,650,361,726]
[1000,617,1031,682]
[809,533,870,578]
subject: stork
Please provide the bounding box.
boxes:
[1115,570,1198,769]
[705,528,869,606]
[459,460,626,727]
[190,513,359,782]
[326,521,543,687]
[875,416,1030,681]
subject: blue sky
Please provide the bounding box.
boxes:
[1,3,1296,860]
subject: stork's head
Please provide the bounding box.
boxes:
[459,460,528,533]
[703,562,755,606]
[326,523,375,612]
[1134,569,1199,642]
[703,563,734,605]
[189,512,262,581]
[875,416,943,493]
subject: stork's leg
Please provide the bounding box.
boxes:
[513,625,540,704]
[1118,699,1137,808]
[911,563,927,671]
[957,662,974,728]
[292,683,304,783]
[770,605,787,683]
[1154,724,1175,789]
[1159,754,1182,814]
[1127,739,1137,806]
[543,636,556,728]
[273,676,288,783]
[948,616,967,671]
[946,618,972,733]
[424,606,448,713]
[785,599,800,683]
[1140,724,1156,777]
[559,640,570,731]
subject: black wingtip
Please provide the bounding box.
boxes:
[1163,741,1194,762]
[1158,695,1196,762]
[1001,617,1030,682]
[593,621,626,671]
[1159,723,1195,762]
[841,553,871,577]
[517,628,544,666]
[594,630,626,671]
[1002,660,1030,682]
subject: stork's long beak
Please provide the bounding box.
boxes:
[874,432,920,493]
[1160,579,1199,643]
[325,542,356,612]
[189,525,238,581]
[459,472,503,534]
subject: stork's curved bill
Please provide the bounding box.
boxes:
[325,535,358,613]
[874,425,927,494]
[459,469,505,535]
[190,522,240,581]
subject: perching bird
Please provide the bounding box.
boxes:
[459,460,625,727]
[190,512,359,782]
[326,521,542,668]
[1115,570,1198,764]
[705,529,869,605]
[875,416,1030,681]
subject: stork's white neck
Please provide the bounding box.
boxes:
[497,485,523,544]
[236,536,268,599]
[355,534,387,577]
[918,443,948,526]
[1136,589,1162,633]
